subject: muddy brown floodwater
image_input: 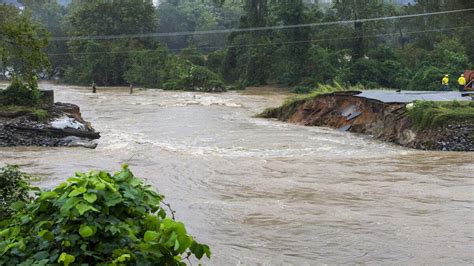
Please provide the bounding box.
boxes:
[1,84,473,265]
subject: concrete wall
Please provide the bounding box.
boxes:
[39,90,54,106]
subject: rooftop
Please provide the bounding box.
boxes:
[356,90,472,103]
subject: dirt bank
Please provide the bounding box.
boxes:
[259,92,473,151]
[0,103,100,148]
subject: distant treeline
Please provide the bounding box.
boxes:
[1,0,473,91]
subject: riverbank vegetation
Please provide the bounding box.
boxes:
[0,4,49,107]
[0,165,210,265]
[0,165,34,220]
[408,100,474,130]
[1,1,472,91]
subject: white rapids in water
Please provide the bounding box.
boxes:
[1,84,473,265]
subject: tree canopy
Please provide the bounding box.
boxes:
[2,0,473,90]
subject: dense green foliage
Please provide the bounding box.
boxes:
[0,4,48,105]
[0,165,33,220]
[0,78,42,106]
[0,4,49,83]
[2,0,473,90]
[408,100,474,129]
[63,0,157,85]
[124,46,225,91]
[0,165,210,265]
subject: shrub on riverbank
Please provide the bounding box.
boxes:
[408,101,474,130]
[0,165,210,265]
[162,65,225,92]
[0,79,42,106]
[0,165,34,220]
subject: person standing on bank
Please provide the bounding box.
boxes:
[458,74,466,92]
[129,83,133,95]
[441,74,449,91]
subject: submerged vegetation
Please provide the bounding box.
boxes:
[0,165,210,265]
[408,101,474,130]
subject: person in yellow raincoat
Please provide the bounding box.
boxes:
[458,74,466,92]
[441,75,449,91]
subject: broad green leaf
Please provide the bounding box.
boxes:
[144,231,159,242]
[105,182,117,192]
[58,252,75,266]
[60,197,81,216]
[129,178,142,187]
[114,254,131,263]
[94,183,106,190]
[202,244,211,258]
[37,221,53,229]
[66,177,82,183]
[68,187,87,197]
[79,225,94,238]
[105,225,120,235]
[55,182,68,190]
[99,171,109,178]
[83,193,97,203]
[38,230,54,241]
[103,192,122,207]
[40,191,58,201]
[176,235,192,253]
[114,168,132,181]
[32,251,49,261]
[76,203,98,215]
[10,201,26,211]
[174,239,180,251]
[0,228,10,238]
[190,242,204,259]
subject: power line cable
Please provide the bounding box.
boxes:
[47,25,473,57]
[49,8,474,42]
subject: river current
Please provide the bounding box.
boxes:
[1,85,473,265]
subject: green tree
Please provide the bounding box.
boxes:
[124,45,171,88]
[272,0,310,85]
[0,4,49,83]
[409,39,469,90]
[65,0,156,85]
[156,0,242,50]
[332,0,385,59]
[19,0,71,79]
[222,0,272,85]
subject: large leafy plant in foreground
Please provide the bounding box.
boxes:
[0,165,210,265]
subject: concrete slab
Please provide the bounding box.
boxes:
[356,90,472,103]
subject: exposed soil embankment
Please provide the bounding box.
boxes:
[259,92,473,151]
[0,103,100,148]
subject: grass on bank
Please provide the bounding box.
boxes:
[0,105,49,122]
[282,81,363,106]
[258,82,360,119]
[408,100,474,130]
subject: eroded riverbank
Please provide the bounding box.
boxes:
[259,91,473,151]
[1,85,473,265]
[0,102,100,148]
